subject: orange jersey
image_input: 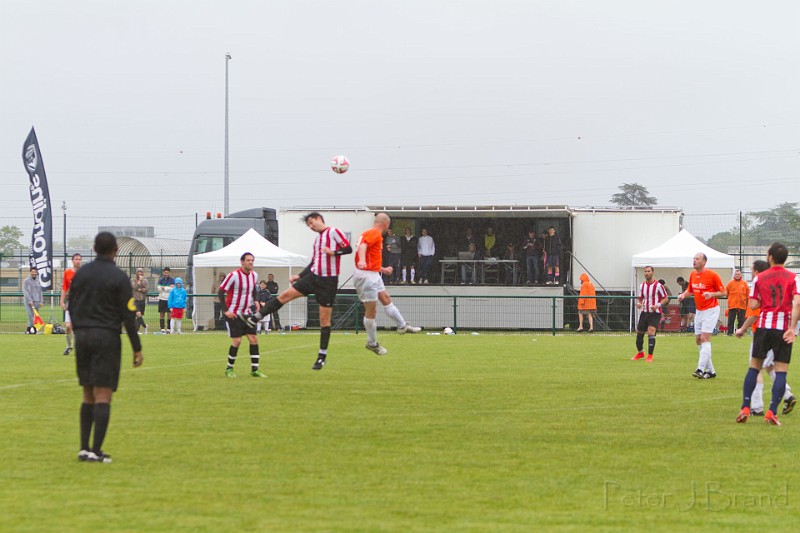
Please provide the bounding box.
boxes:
[62,268,76,293]
[577,274,597,311]
[688,269,725,311]
[725,279,749,310]
[356,227,384,272]
[745,304,760,333]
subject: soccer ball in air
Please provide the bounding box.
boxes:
[330,155,349,174]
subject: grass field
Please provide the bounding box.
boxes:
[2,331,799,532]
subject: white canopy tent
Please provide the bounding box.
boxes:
[630,229,735,330]
[191,229,310,331]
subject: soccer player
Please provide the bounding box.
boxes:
[735,260,796,416]
[353,212,421,356]
[243,212,352,371]
[677,252,726,379]
[219,253,266,378]
[737,243,800,425]
[631,266,669,362]
[69,232,143,463]
[60,253,82,355]
[157,267,175,334]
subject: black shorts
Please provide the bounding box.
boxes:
[135,300,146,315]
[226,316,257,338]
[292,273,338,307]
[158,300,170,313]
[75,328,122,391]
[680,299,696,314]
[637,311,661,332]
[752,328,793,364]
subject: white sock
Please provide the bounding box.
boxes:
[410,268,416,280]
[402,269,407,282]
[753,382,764,412]
[363,317,378,345]
[176,320,182,333]
[697,342,713,372]
[784,382,794,400]
[170,319,175,333]
[256,322,262,332]
[383,303,406,327]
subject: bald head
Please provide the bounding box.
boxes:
[374,212,391,230]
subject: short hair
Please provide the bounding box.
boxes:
[643,265,654,271]
[30,267,37,272]
[768,242,789,265]
[71,253,82,260]
[752,260,770,274]
[163,267,171,272]
[94,232,117,256]
[303,212,324,223]
[676,276,685,283]
[658,279,666,285]
[240,252,254,262]
[548,226,555,230]
[259,280,267,286]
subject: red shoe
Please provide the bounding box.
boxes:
[765,410,781,426]
[631,352,645,361]
[736,406,750,423]
[645,354,653,363]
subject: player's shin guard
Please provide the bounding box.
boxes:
[635,333,644,352]
[770,372,787,415]
[648,335,656,355]
[80,402,94,451]
[249,344,260,371]
[364,317,377,345]
[227,345,238,368]
[320,326,331,351]
[742,367,759,408]
[92,403,111,453]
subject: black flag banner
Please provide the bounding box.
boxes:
[22,127,53,291]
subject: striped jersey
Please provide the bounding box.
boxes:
[311,226,350,277]
[750,266,799,331]
[638,280,668,313]
[220,268,259,315]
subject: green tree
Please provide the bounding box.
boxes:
[610,183,657,207]
[0,225,25,257]
[748,202,800,247]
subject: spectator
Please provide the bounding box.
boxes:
[417,228,435,284]
[462,227,476,252]
[522,229,540,285]
[577,273,597,332]
[399,226,418,284]
[265,273,283,331]
[543,226,563,285]
[503,242,518,285]
[23,267,43,334]
[131,268,149,335]
[538,230,548,284]
[725,268,749,336]
[157,267,175,334]
[483,226,498,258]
[657,278,671,332]
[167,277,187,334]
[676,276,695,332]
[384,227,401,284]
[211,272,226,321]
[461,243,480,285]
[255,280,271,334]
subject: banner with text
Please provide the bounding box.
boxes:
[22,127,53,290]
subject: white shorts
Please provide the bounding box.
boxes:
[353,269,384,302]
[694,306,720,334]
[64,310,71,324]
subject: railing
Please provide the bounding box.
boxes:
[0,292,740,336]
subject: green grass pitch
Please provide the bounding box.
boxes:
[2,331,799,532]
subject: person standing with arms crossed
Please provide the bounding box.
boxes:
[60,253,82,355]
[131,268,149,335]
[157,267,175,334]
[219,253,266,378]
[69,232,142,463]
[631,266,669,362]
[353,212,421,356]
[678,253,726,379]
[736,243,800,425]
[725,269,749,336]
[243,212,351,371]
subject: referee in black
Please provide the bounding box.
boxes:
[69,232,143,463]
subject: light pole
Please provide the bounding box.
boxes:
[62,201,67,267]
[224,52,231,217]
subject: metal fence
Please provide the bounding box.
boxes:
[1,292,742,336]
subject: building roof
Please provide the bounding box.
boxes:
[116,237,190,270]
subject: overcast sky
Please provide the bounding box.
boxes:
[1,1,798,234]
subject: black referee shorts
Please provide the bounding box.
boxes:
[75,328,122,391]
[636,311,661,332]
[753,328,793,364]
[292,273,339,307]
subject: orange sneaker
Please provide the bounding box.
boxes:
[645,354,653,362]
[736,407,750,423]
[765,410,781,426]
[631,352,645,361]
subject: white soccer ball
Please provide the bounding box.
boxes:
[443,327,454,335]
[330,155,349,174]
